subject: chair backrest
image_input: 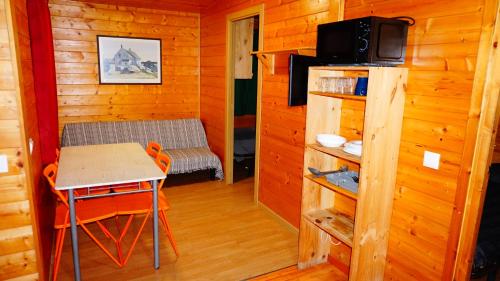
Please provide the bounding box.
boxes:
[155,152,171,189]
[43,164,70,207]
[146,142,162,159]
[55,148,60,166]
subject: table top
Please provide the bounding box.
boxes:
[55,143,166,190]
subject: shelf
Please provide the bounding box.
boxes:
[310,66,371,71]
[249,47,315,55]
[250,47,315,75]
[304,174,358,200]
[303,209,354,247]
[309,91,367,101]
[307,144,361,164]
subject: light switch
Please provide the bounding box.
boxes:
[0,155,8,173]
[423,151,440,170]
[29,138,34,155]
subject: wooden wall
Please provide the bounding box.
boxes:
[200,0,487,280]
[344,1,485,280]
[0,0,41,280]
[48,0,200,132]
[201,0,342,228]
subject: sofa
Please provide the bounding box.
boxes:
[61,118,224,180]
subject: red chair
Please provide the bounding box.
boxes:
[113,152,179,265]
[111,141,163,193]
[146,141,162,159]
[43,164,122,281]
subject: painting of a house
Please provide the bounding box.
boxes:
[113,45,142,73]
[97,36,162,84]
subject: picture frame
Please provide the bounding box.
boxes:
[97,35,162,84]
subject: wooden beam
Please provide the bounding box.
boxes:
[453,2,500,280]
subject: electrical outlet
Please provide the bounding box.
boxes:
[0,155,8,173]
[423,151,440,170]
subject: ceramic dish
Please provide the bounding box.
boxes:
[343,140,362,156]
[316,134,346,148]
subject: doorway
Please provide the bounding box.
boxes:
[469,145,500,280]
[225,5,264,202]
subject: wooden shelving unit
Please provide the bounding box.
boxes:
[298,66,408,280]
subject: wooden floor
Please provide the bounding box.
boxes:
[56,178,298,280]
[249,264,347,281]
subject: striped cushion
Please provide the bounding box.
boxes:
[61,119,224,180]
[165,147,223,180]
[61,119,209,150]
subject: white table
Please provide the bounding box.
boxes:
[55,143,166,281]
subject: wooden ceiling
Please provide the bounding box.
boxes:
[78,0,211,12]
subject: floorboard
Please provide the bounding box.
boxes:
[55,178,298,281]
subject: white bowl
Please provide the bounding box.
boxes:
[343,140,362,156]
[316,134,346,148]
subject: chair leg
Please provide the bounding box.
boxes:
[53,228,66,281]
[96,220,123,264]
[160,210,179,257]
[53,211,70,281]
[78,219,123,267]
[123,211,151,266]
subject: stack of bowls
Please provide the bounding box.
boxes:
[343,140,362,156]
[316,134,346,148]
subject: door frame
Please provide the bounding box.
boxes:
[452,2,500,279]
[225,4,264,201]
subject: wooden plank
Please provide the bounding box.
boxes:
[304,174,357,200]
[233,17,254,79]
[303,209,354,247]
[453,1,500,279]
[307,144,361,164]
[0,226,34,256]
[349,67,407,280]
[309,91,367,101]
[49,1,200,130]
[0,250,37,280]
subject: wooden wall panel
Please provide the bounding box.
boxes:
[200,0,342,228]
[0,0,40,280]
[49,0,200,133]
[200,0,486,279]
[344,1,486,280]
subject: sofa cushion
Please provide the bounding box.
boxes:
[61,119,209,150]
[61,119,224,180]
[165,147,223,180]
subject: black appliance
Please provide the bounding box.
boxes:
[288,54,323,106]
[316,16,409,65]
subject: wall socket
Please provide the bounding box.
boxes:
[423,151,440,170]
[0,155,8,173]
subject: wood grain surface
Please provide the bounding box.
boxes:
[55,178,298,281]
[0,0,41,280]
[49,0,201,134]
[199,0,488,280]
[201,0,344,230]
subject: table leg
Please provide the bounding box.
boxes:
[68,190,81,281]
[152,180,159,269]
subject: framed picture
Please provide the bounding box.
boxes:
[97,35,162,84]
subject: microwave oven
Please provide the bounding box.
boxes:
[316,16,409,65]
